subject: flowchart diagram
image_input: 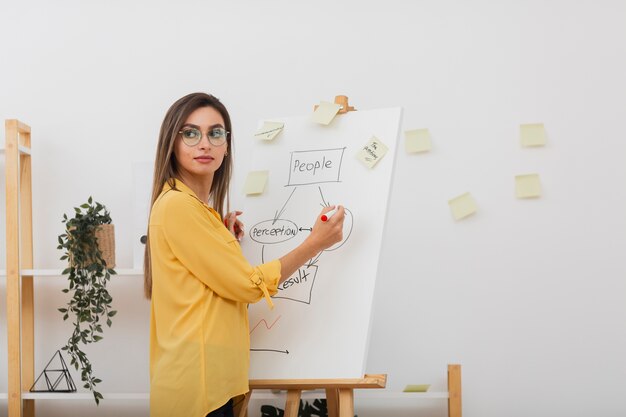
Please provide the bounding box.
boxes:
[248,147,354,352]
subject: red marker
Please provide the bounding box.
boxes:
[321,207,338,222]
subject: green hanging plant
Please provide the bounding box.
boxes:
[57,196,117,405]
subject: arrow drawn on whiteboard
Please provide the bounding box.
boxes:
[305,253,322,268]
[319,186,330,207]
[272,187,297,225]
[261,245,265,263]
[299,227,312,232]
[250,348,289,354]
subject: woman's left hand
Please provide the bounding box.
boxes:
[224,210,244,241]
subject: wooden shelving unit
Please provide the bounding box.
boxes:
[5,119,35,417]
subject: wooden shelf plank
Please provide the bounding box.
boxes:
[13,391,449,401]
[22,392,149,400]
[0,145,31,154]
[0,268,143,277]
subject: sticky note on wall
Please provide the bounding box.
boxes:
[244,170,269,195]
[403,384,430,392]
[405,128,432,153]
[312,102,342,125]
[448,192,477,220]
[255,121,285,141]
[356,136,389,168]
[520,123,546,147]
[515,174,542,198]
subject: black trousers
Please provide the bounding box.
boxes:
[206,399,234,417]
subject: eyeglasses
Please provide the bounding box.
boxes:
[178,127,229,147]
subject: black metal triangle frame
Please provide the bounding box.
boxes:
[30,350,77,393]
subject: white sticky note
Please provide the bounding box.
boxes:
[255,121,285,141]
[405,128,432,153]
[515,174,542,198]
[520,123,546,147]
[448,192,477,220]
[356,136,389,169]
[312,101,342,125]
[244,170,269,195]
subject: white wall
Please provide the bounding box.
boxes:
[1,0,626,416]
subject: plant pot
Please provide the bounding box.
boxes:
[95,224,116,269]
[68,224,116,269]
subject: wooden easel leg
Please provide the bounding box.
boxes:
[284,389,302,417]
[448,364,462,417]
[337,389,354,417]
[233,392,251,417]
[326,388,339,417]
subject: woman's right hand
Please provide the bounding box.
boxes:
[278,205,346,283]
[307,205,346,252]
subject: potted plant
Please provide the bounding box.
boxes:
[57,196,117,404]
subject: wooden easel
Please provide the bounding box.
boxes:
[314,95,357,114]
[236,364,462,417]
[235,374,386,417]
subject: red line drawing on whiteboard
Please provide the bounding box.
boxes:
[249,315,282,335]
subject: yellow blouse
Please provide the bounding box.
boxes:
[149,179,280,417]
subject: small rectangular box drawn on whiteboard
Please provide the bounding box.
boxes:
[287,148,346,186]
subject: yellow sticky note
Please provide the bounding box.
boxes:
[515,174,542,198]
[254,121,284,141]
[244,170,269,195]
[356,136,389,169]
[405,128,432,153]
[448,192,477,220]
[520,123,546,147]
[312,101,342,125]
[403,384,430,393]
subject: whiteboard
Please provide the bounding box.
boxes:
[240,107,402,379]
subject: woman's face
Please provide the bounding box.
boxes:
[174,106,228,183]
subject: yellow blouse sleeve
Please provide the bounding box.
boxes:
[161,192,281,308]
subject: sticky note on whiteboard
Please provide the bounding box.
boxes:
[448,192,477,220]
[312,102,342,125]
[255,121,285,141]
[244,170,269,195]
[356,136,389,169]
[520,123,546,147]
[515,174,542,198]
[405,128,432,153]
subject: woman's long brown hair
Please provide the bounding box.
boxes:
[143,93,233,299]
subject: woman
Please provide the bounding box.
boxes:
[144,92,345,417]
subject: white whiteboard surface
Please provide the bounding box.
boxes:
[240,108,402,379]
